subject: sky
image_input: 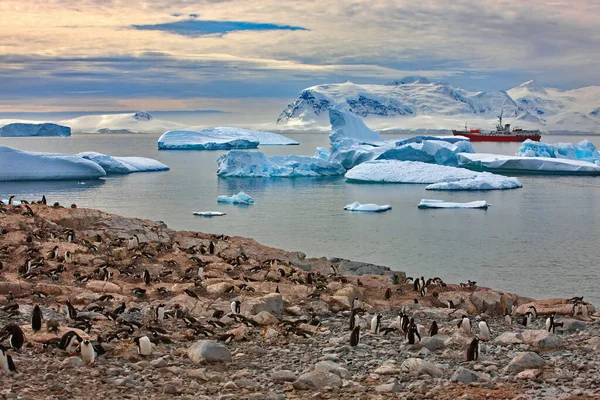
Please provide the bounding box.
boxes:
[0,0,598,120]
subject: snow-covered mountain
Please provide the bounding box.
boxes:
[277,78,600,134]
[59,111,185,133]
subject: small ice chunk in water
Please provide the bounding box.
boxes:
[418,199,488,209]
[217,191,255,205]
[193,211,227,217]
[343,201,392,212]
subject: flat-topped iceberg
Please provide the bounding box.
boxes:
[0,122,71,137]
[76,152,169,174]
[193,211,226,217]
[0,145,106,181]
[418,199,489,209]
[344,202,392,212]
[458,153,600,175]
[217,150,346,177]
[517,139,600,163]
[345,160,522,190]
[217,191,255,205]
[158,127,297,150]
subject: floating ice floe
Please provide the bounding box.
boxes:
[0,122,71,137]
[158,127,297,150]
[193,211,227,217]
[217,191,255,205]
[76,152,169,174]
[418,199,489,209]
[343,202,392,212]
[0,145,106,181]
[517,139,600,163]
[458,153,600,175]
[345,160,522,190]
[217,150,346,177]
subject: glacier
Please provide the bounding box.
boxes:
[458,153,600,175]
[517,139,600,163]
[345,160,522,190]
[217,150,346,177]
[343,202,392,212]
[157,127,297,150]
[217,191,255,205]
[0,123,71,137]
[76,152,169,174]
[0,145,106,181]
[418,199,489,209]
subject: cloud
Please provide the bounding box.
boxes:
[132,19,307,37]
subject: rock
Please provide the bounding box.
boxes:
[61,356,84,368]
[253,311,279,326]
[163,384,178,394]
[505,352,546,373]
[242,293,284,315]
[314,360,352,379]
[188,340,232,363]
[333,286,361,303]
[327,295,352,309]
[561,318,587,331]
[515,299,596,316]
[271,370,297,383]
[85,280,121,294]
[0,281,31,295]
[373,364,398,375]
[535,334,564,349]
[471,290,510,315]
[293,371,342,390]
[188,369,209,381]
[375,380,402,393]
[151,358,168,368]
[206,282,234,295]
[329,258,398,276]
[493,332,524,345]
[521,330,549,344]
[223,381,238,390]
[235,378,258,389]
[451,368,482,384]
[421,336,445,351]
[517,369,543,380]
[400,358,443,377]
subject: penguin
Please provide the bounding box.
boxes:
[447,300,455,309]
[41,195,47,205]
[80,340,96,364]
[128,235,139,250]
[413,279,420,292]
[155,304,165,321]
[143,270,151,286]
[528,305,537,319]
[183,289,198,299]
[134,336,152,356]
[428,321,438,336]
[231,300,241,314]
[113,302,126,315]
[0,346,17,373]
[50,246,59,260]
[197,266,204,280]
[400,313,410,336]
[8,195,15,206]
[420,286,427,297]
[6,292,14,302]
[58,331,82,353]
[66,230,74,243]
[65,300,77,320]
[32,305,43,332]
[349,326,360,347]
[349,309,359,331]
[352,296,361,310]
[466,337,481,361]
[370,314,382,334]
[458,317,471,336]
[522,311,533,327]
[407,322,421,344]
[275,286,280,294]
[384,288,392,300]
[208,241,215,255]
[2,324,24,350]
[478,319,491,340]
[546,313,556,333]
[581,303,589,318]
[504,313,512,326]
[419,276,425,290]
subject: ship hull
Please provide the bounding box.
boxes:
[452,131,541,142]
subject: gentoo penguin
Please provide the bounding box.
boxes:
[2,324,24,350]
[546,313,556,333]
[458,317,471,336]
[370,314,382,334]
[522,311,533,327]
[8,195,15,206]
[413,279,420,292]
[447,300,455,309]
[41,195,47,205]
[208,241,215,255]
[419,276,425,290]
[128,235,139,250]
[183,288,198,299]
[66,300,77,319]
[143,270,151,286]
[350,326,360,347]
[32,305,43,332]
[528,305,537,319]
[59,331,83,353]
[420,286,427,297]
[80,340,96,364]
[352,296,362,310]
[0,346,17,373]
[198,266,204,280]
[349,309,360,331]
[428,321,438,336]
[134,336,152,356]
[400,313,410,336]
[275,286,280,293]
[478,319,491,340]
[407,322,421,344]
[231,300,241,314]
[504,313,512,326]
[50,246,59,260]
[466,337,481,361]
[155,304,165,321]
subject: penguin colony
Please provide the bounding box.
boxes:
[0,199,595,398]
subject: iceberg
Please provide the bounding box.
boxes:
[345,160,522,190]
[217,150,346,178]
[0,145,106,181]
[76,152,169,174]
[193,211,226,217]
[343,202,392,212]
[217,191,255,205]
[0,122,71,137]
[157,127,297,150]
[418,199,489,209]
[517,139,600,163]
[458,153,600,175]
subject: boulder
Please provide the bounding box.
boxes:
[421,337,445,351]
[375,380,403,393]
[206,282,234,295]
[85,280,121,294]
[517,369,543,380]
[493,332,524,345]
[515,299,596,316]
[561,318,587,331]
[293,371,342,390]
[252,311,279,326]
[521,330,548,344]
[471,290,512,315]
[314,360,352,379]
[535,334,564,349]
[271,370,296,383]
[0,281,31,295]
[451,368,482,384]
[505,352,545,373]
[400,358,443,377]
[242,293,283,316]
[187,340,232,363]
[333,286,361,303]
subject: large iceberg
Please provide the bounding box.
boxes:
[458,153,600,175]
[344,202,392,212]
[418,199,489,209]
[217,150,346,177]
[0,145,106,181]
[217,191,255,205]
[517,139,600,163]
[158,127,297,150]
[345,160,522,190]
[0,123,71,137]
[76,152,169,174]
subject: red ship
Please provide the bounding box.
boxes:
[452,112,542,142]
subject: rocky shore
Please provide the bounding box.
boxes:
[0,203,598,399]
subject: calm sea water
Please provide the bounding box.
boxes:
[1,133,600,306]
